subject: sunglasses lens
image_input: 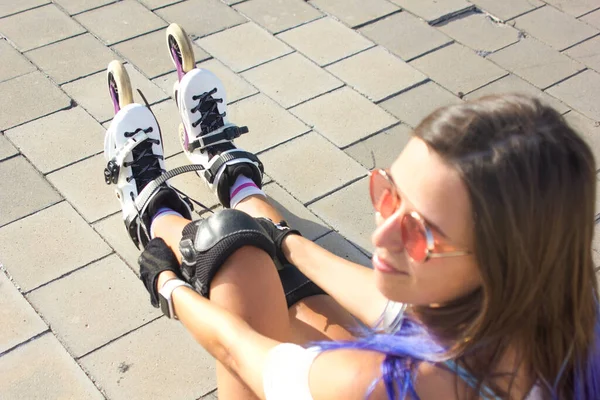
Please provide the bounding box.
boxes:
[370,171,398,218]
[401,213,427,262]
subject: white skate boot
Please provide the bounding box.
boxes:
[104,60,193,249]
[166,24,264,208]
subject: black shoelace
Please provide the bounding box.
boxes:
[124,127,164,194]
[191,88,226,134]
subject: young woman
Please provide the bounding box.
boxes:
[104,56,599,398]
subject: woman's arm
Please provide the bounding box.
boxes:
[159,271,388,400]
[282,234,389,327]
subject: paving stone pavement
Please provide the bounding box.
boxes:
[1,0,599,398]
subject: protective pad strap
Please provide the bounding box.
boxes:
[179,209,275,298]
[278,265,326,308]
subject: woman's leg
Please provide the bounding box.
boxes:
[234,195,359,343]
[152,195,358,399]
[154,201,359,343]
[153,215,292,400]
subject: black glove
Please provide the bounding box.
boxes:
[138,238,181,307]
[255,218,301,267]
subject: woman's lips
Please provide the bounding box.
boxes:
[372,254,407,275]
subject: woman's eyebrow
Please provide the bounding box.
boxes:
[395,186,451,240]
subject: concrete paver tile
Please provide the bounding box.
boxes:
[156,0,247,39]
[47,154,120,223]
[63,65,167,123]
[438,12,521,52]
[0,39,36,83]
[546,70,600,120]
[165,153,220,210]
[260,132,367,204]
[6,107,104,174]
[0,134,18,161]
[27,255,160,357]
[0,333,103,399]
[0,202,111,291]
[278,18,373,66]
[113,30,210,79]
[198,59,259,102]
[234,0,323,34]
[94,213,141,271]
[153,59,259,103]
[410,43,507,95]
[0,273,47,354]
[230,94,310,153]
[380,81,462,127]
[489,37,585,89]
[149,99,184,158]
[0,71,71,131]
[0,4,85,51]
[309,177,374,254]
[80,317,216,400]
[542,0,600,18]
[0,156,61,227]
[26,34,120,84]
[152,71,180,100]
[309,0,399,28]
[358,12,452,61]
[263,182,331,240]
[290,87,398,148]
[315,231,371,267]
[242,53,343,109]
[513,6,598,51]
[564,36,600,73]
[466,74,569,113]
[467,0,543,21]
[344,124,413,170]
[389,0,473,24]
[580,9,600,30]
[0,0,48,18]
[197,23,292,73]
[563,110,600,164]
[139,0,181,9]
[54,0,114,15]
[327,47,427,103]
[75,0,166,45]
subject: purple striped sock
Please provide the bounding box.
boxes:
[150,207,183,238]
[229,175,265,208]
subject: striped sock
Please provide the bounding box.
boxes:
[150,207,183,238]
[229,175,265,208]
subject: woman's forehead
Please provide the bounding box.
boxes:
[390,138,473,244]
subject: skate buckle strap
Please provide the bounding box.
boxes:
[104,130,150,185]
[187,124,249,153]
[125,164,206,227]
[203,150,262,184]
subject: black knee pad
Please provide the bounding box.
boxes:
[179,209,275,298]
[278,264,327,308]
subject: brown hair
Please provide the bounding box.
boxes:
[412,94,598,398]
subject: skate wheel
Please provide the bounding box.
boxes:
[107,60,133,113]
[166,23,195,75]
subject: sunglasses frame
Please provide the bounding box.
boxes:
[369,168,471,263]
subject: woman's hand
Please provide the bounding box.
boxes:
[138,238,183,307]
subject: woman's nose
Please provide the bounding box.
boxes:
[371,208,404,251]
